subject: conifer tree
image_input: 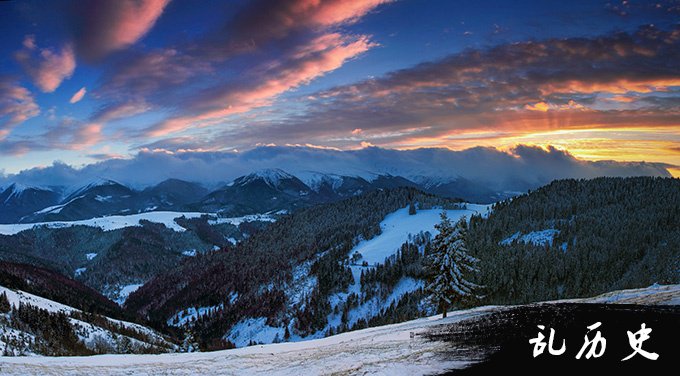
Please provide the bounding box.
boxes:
[0,291,10,313]
[426,213,480,318]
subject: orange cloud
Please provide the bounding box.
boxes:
[524,100,586,112]
[540,79,680,95]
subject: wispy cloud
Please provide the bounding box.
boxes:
[0,118,102,156]
[177,25,678,150]
[0,77,40,139]
[144,33,375,137]
[88,0,388,139]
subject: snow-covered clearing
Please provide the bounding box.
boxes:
[324,204,491,330]
[0,211,277,235]
[353,204,490,266]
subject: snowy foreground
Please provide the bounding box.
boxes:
[1,284,677,376]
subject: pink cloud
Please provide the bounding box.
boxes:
[99,48,213,99]
[15,37,76,93]
[146,33,375,137]
[300,0,391,27]
[69,87,87,104]
[226,0,389,51]
[91,101,152,123]
[75,0,170,61]
[0,78,40,139]
[71,123,103,149]
[44,119,103,151]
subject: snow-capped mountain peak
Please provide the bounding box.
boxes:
[234,168,296,188]
[1,183,51,204]
[297,171,346,192]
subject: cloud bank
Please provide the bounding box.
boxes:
[0,146,671,192]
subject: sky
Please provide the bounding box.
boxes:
[0,0,679,178]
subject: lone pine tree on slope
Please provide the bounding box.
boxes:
[427,212,480,318]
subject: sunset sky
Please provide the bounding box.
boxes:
[1,0,679,176]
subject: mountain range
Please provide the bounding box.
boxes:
[0,169,499,224]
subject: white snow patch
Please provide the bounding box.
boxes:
[182,249,197,257]
[86,252,97,260]
[113,284,144,305]
[74,267,87,277]
[500,229,560,247]
[94,195,113,202]
[33,195,85,215]
[207,213,276,226]
[227,317,287,347]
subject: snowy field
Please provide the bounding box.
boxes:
[1,284,677,375]
[0,212,276,235]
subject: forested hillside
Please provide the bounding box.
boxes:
[468,177,680,305]
[2,177,676,355]
[0,217,258,302]
[126,188,461,349]
[0,261,123,320]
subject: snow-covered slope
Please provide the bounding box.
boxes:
[3,284,677,375]
[0,285,175,355]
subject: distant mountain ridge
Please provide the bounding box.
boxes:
[0,169,508,224]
